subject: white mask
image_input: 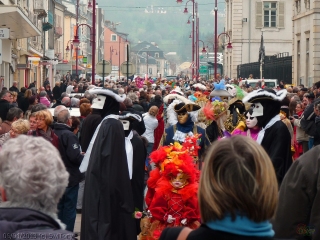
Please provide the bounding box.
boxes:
[250,102,264,117]
[246,112,258,129]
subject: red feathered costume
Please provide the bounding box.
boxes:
[140,142,200,240]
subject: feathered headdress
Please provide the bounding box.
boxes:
[203,100,228,121]
[149,140,198,184]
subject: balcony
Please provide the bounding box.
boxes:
[34,0,46,19]
[54,26,63,38]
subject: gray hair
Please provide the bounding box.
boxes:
[57,109,70,123]
[71,98,80,107]
[0,135,69,217]
[84,90,95,102]
[54,105,67,118]
[40,91,47,97]
[127,92,138,103]
[61,92,69,98]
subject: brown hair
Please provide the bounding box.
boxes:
[80,98,90,105]
[148,106,159,117]
[24,89,33,98]
[199,135,278,222]
[80,103,92,117]
[71,116,80,130]
[34,110,53,126]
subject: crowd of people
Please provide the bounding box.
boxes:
[0,73,320,240]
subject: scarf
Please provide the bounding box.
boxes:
[256,115,280,144]
[38,127,53,142]
[176,115,194,133]
[206,215,274,237]
[125,131,133,179]
[80,114,134,178]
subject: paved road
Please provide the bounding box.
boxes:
[74,213,81,239]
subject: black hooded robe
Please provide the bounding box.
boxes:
[130,134,147,234]
[80,118,136,240]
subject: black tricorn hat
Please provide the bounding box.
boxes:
[174,102,201,113]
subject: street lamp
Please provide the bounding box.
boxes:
[182,0,196,79]
[198,40,207,54]
[176,0,183,3]
[215,32,232,78]
[65,40,74,74]
[87,0,96,85]
[186,15,193,24]
[135,46,150,76]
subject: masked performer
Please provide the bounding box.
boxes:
[243,88,292,185]
[139,141,200,240]
[79,88,136,240]
[232,109,260,141]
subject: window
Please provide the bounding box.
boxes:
[256,1,284,28]
[111,34,117,41]
[149,68,152,74]
[264,2,277,27]
[155,52,159,58]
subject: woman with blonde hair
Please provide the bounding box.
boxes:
[160,135,278,240]
[27,110,59,149]
[0,119,30,148]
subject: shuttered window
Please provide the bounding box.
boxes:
[257,1,284,28]
[256,1,263,28]
[278,2,285,28]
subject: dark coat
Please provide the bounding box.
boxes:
[272,145,320,240]
[54,123,84,187]
[17,93,29,113]
[261,120,292,185]
[0,208,74,240]
[9,86,19,93]
[52,86,61,100]
[79,111,102,152]
[81,118,136,240]
[130,133,147,234]
[160,225,279,240]
[0,99,13,121]
[132,102,144,113]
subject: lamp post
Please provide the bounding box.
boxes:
[183,0,196,79]
[215,32,232,78]
[65,40,74,74]
[135,46,150,76]
[88,0,96,85]
[214,0,218,80]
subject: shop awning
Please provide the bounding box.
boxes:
[0,6,41,39]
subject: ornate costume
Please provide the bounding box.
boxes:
[139,141,201,240]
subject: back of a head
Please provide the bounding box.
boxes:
[0,90,9,99]
[57,109,70,123]
[54,105,67,118]
[11,119,30,134]
[0,135,69,215]
[199,135,278,223]
[40,91,47,97]
[31,103,47,113]
[148,106,159,117]
[6,107,23,121]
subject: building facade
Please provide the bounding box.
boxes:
[292,0,318,86]
[224,0,293,79]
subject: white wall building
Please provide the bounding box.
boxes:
[224,0,293,79]
[292,0,319,86]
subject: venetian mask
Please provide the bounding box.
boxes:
[170,172,188,189]
[246,112,258,129]
[177,112,189,124]
[250,102,264,117]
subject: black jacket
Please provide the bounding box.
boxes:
[9,86,19,93]
[54,123,84,187]
[0,99,13,121]
[52,86,61,100]
[0,208,74,240]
